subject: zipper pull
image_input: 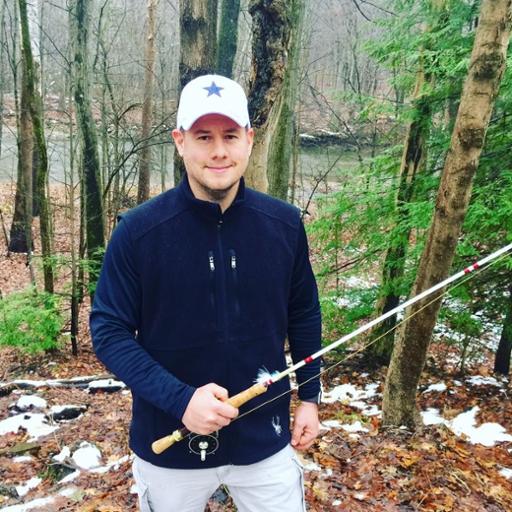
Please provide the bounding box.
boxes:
[231,254,236,270]
[208,252,215,271]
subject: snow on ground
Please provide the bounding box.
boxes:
[0,413,58,440]
[322,382,381,417]
[423,382,447,393]
[15,478,42,498]
[0,487,77,512]
[466,375,503,387]
[13,395,47,411]
[421,406,512,447]
[87,378,125,391]
[500,467,512,479]
[71,442,102,469]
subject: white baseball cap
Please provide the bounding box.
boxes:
[176,74,251,130]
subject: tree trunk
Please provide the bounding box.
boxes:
[174,0,217,185]
[8,0,29,254]
[137,0,159,204]
[18,0,53,292]
[217,0,240,78]
[9,54,33,255]
[245,0,292,192]
[0,0,5,166]
[494,284,512,375]
[71,0,105,293]
[382,0,512,428]
[267,0,304,201]
[369,64,432,364]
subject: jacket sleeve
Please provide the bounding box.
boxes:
[89,218,195,420]
[287,218,322,402]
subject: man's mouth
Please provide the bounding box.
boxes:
[206,165,232,173]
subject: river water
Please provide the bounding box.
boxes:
[0,129,366,202]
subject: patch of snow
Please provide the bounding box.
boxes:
[421,408,446,426]
[12,456,33,463]
[321,420,343,429]
[59,470,80,484]
[453,380,463,386]
[322,382,379,404]
[334,296,353,307]
[0,487,76,512]
[0,413,58,440]
[91,454,131,474]
[302,460,322,472]
[343,276,376,289]
[52,446,71,463]
[466,376,501,387]
[332,500,342,506]
[87,379,125,390]
[349,401,381,417]
[450,407,512,446]
[130,484,139,494]
[15,477,41,498]
[499,467,512,479]
[341,421,369,433]
[423,382,447,393]
[15,395,47,411]
[422,406,512,447]
[72,442,102,469]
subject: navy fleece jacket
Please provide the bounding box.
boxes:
[90,176,321,468]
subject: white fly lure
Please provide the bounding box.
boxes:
[255,367,280,385]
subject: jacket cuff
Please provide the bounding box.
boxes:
[299,391,322,405]
[166,384,196,421]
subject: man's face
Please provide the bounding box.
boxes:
[172,114,254,206]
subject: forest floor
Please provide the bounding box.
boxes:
[0,184,511,511]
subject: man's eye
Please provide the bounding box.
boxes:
[225,134,238,140]
[197,135,210,141]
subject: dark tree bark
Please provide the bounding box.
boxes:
[246,0,292,192]
[494,285,512,375]
[8,0,30,255]
[17,0,53,292]
[267,0,304,201]
[71,0,105,292]
[382,0,512,428]
[174,0,218,185]
[217,0,240,78]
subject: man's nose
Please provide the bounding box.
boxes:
[211,138,228,159]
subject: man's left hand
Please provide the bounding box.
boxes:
[291,401,319,451]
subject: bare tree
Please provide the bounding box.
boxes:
[70,0,105,292]
[137,0,159,204]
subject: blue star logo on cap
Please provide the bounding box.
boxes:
[204,81,223,97]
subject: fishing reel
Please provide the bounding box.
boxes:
[188,432,219,462]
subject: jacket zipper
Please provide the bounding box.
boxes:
[208,250,216,312]
[229,249,240,318]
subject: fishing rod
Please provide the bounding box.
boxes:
[152,241,512,455]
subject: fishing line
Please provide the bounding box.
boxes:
[232,248,512,424]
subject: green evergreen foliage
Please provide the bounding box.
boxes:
[0,288,64,352]
[310,0,512,362]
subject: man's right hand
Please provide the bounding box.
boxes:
[181,383,238,435]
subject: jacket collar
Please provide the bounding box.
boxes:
[178,174,246,219]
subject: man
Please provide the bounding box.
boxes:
[90,74,322,512]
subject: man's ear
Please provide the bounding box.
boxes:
[171,129,185,157]
[247,127,254,155]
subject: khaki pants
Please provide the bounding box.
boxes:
[132,444,306,512]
